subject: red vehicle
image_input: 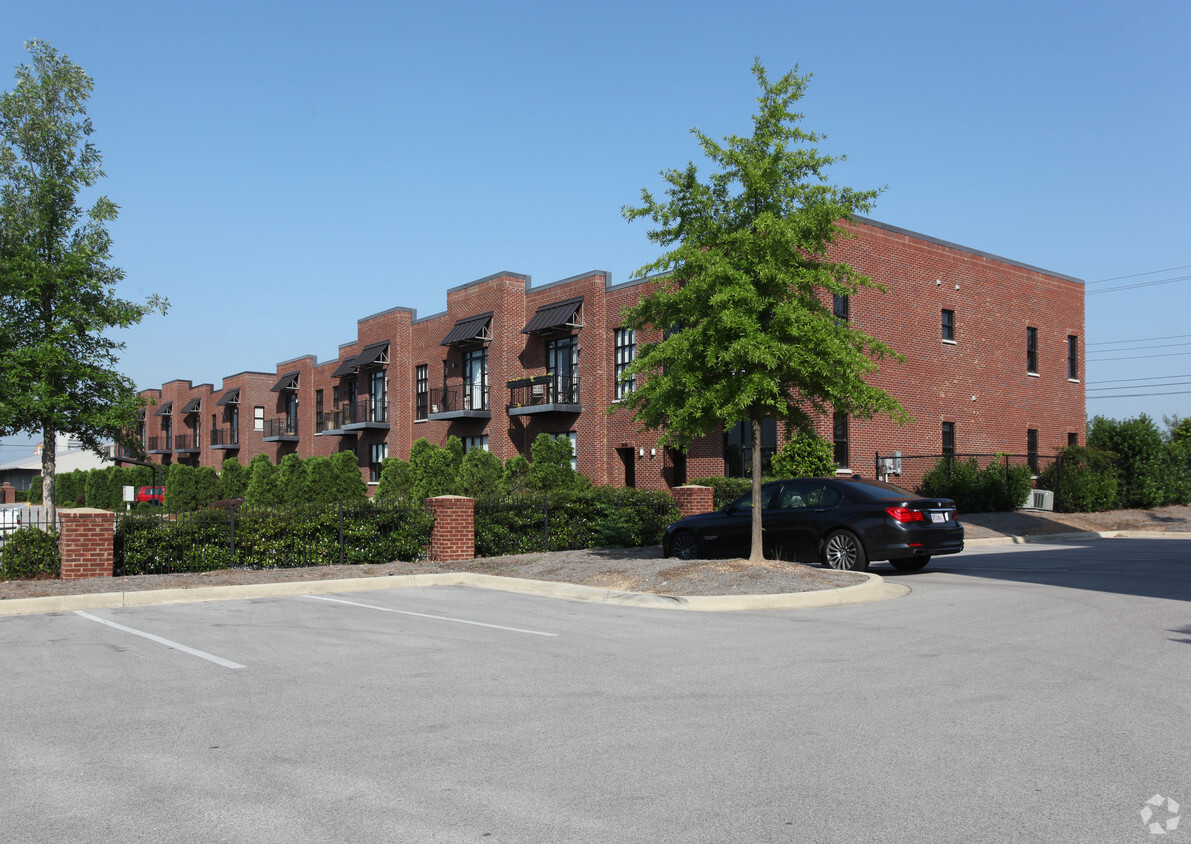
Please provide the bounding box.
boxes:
[135,486,166,506]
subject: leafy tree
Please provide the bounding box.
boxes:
[526,433,587,492]
[616,60,905,561]
[163,463,197,512]
[1088,414,1164,508]
[375,457,412,500]
[218,457,248,500]
[502,454,531,494]
[244,454,282,507]
[407,438,461,500]
[194,466,220,508]
[459,448,502,498]
[329,450,366,501]
[771,431,836,478]
[1038,446,1118,513]
[277,452,308,505]
[303,455,336,505]
[0,41,167,523]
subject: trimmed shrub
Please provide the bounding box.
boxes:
[527,433,589,493]
[689,476,755,510]
[919,457,981,512]
[245,454,282,507]
[407,439,460,500]
[278,453,308,505]
[0,527,60,580]
[771,432,836,478]
[27,476,42,504]
[459,448,502,498]
[1088,414,1165,509]
[219,457,249,500]
[194,467,221,509]
[330,450,367,501]
[164,463,198,513]
[1037,446,1119,513]
[375,457,412,501]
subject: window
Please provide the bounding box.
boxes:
[547,336,578,402]
[614,328,636,399]
[1067,335,1079,380]
[254,406,264,431]
[315,390,323,418]
[1027,429,1039,473]
[332,384,340,406]
[463,347,488,411]
[941,309,955,342]
[1027,327,1038,374]
[833,412,850,469]
[550,432,578,471]
[415,365,428,420]
[370,370,387,423]
[369,442,387,483]
[285,393,298,431]
[833,294,850,321]
[724,418,777,478]
[1068,432,1078,447]
[461,435,489,453]
[942,422,955,459]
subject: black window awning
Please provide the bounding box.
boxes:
[215,388,240,406]
[152,401,173,417]
[270,371,300,392]
[353,341,389,370]
[181,398,202,414]
[441,312,493,346]
[331,356,358,378]
[523,296,583,334]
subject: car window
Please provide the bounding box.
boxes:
[732,486,778,511]
[844,479,919,501]
[775,482,841,509]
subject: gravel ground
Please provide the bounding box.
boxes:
[2,505,1189,602]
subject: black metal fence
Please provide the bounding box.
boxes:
[474,490,679,557]
[0,506,60,580]
[114,499,434,576]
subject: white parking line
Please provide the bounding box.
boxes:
[303,595,558,637]
[74,611,246,669]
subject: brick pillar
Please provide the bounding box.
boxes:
[672,485,714,520]
[427,496,475,563]
[58,508,116,580]
[0,483,13,504]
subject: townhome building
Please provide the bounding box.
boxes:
[135,217,1086,491]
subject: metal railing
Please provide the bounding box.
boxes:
[342,399,388,425]
[173,433,199,451]
[264,418,299,439]
[210,427,239,447]
[507,375,580,409]
[429,384,489,414]
[146,435,172,452]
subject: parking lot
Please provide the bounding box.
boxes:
[2,539,1189,843]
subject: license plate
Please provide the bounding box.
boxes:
[931,512,946,523]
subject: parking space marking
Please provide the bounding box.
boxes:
[74,611,246,669]
[303,595,558,637]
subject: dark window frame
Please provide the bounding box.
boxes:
[1067,335,1079,380]
[1027,327,1039,374]
[833,294,850,321]
[1027,428,1039,474]
[833,412,849,469]
[941,309,955,341]
[415,364,428,420]
[614,328,636,399]
[942,422,955,459]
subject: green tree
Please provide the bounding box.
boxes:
[277,452,308,505]
[616,60,906,562]
[1088,414,1164,508]
[163,463,196,512]
[459,448,502,498]
[244,454,281,507]
[526,433,586,492]
[771,431,836,478]
[407,438,460,500]
[303,455,336,505]
[329,450,366,501]
[375,457,412,500]
[218,457,248,500]
[194,466,220,508]
[0,41,167,523]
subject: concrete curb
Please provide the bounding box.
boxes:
[0,570,907,617]
[964,530,1191,547]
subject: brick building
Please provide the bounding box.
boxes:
[135,217,1085,490]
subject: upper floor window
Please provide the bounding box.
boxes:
[369,442,387,483]
[833,294,850,321]
[415,365,428,420]
[941,309,955,342]
[370,370,387,422]
[254,406,264,431]
[1067,335,1079,380]
[1027,327,1039,374]
[833,412,849,469]
[614,328,636,399]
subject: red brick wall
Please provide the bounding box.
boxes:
[58,509,115,580]
[428,496,474,562]
[673,485,714,519]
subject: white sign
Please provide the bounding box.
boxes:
[122,485,135,503]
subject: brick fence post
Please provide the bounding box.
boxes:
[427,496,475,563]
[0,482,14,504]
[672,485,714,520]
[58,508,116,580]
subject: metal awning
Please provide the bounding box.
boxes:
[270,371,300,392]
[215,388,240,406]
[181,398,202,414]
[331,356,358,378]
[152,401,173,416]
[523,296,583,334]
[352,341,389,369]
[440,312,493,346]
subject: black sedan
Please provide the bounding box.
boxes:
[662,477,964,572]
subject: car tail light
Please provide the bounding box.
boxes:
[886,506,925,523]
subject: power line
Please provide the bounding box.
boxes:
[1087,340,1191,355]
[1089,389,1191,399]
[1087,264,1191,284]
[1087,380,1191,392]
[1086,273,1191,295]
[1088,350,1191,362]
[1088,333,1191,347]
[1086,374,1191,385]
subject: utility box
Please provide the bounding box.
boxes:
[1021,489,1055,511]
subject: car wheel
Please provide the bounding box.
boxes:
[670,530,699,561]
[888,556,931,572]
[821,530,868,572]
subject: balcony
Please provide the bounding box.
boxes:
[342,399,390,431]
[146,435,172,454]
[507,375,581,416]
[315,409,346,436]
[428,385,490,420]
[263,418,299,442]
[173,434,201,454]
[209,427,240,449]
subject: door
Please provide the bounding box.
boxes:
[547,336,577,402]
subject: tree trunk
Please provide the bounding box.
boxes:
[42,425,56,526]
[749,416,765,562]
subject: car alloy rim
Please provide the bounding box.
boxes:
[826,534,857,569]
[672,533,697,560]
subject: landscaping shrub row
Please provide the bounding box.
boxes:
[0,528,60,580]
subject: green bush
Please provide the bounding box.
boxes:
[278,453,308,505]
[771,432,836,478]
[1088,414,1165,508]
[164,463,198,512]
[27,475,42,504]
[1037,446,1119,513]
[689,476,755,510]
[330,450,367,501]
[459,448,502,498]
[194,466,221,509]
[304,456,337,505]
[219,457,249,500]
[1164,438,1191,506]
[1,527,60,580]
[919,457,980,511]
[375,457,412,501]
[245,454,282,507]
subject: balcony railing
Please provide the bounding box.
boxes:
[428,384,490,420]
[263,418,299,441]
[173,433,201,453]
[210,427,240,448]
[507,375,581,416]
[342,399,389,430]
[146,435,172,453]
[315,409,344,435]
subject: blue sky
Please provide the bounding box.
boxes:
[3,0,1189,456]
